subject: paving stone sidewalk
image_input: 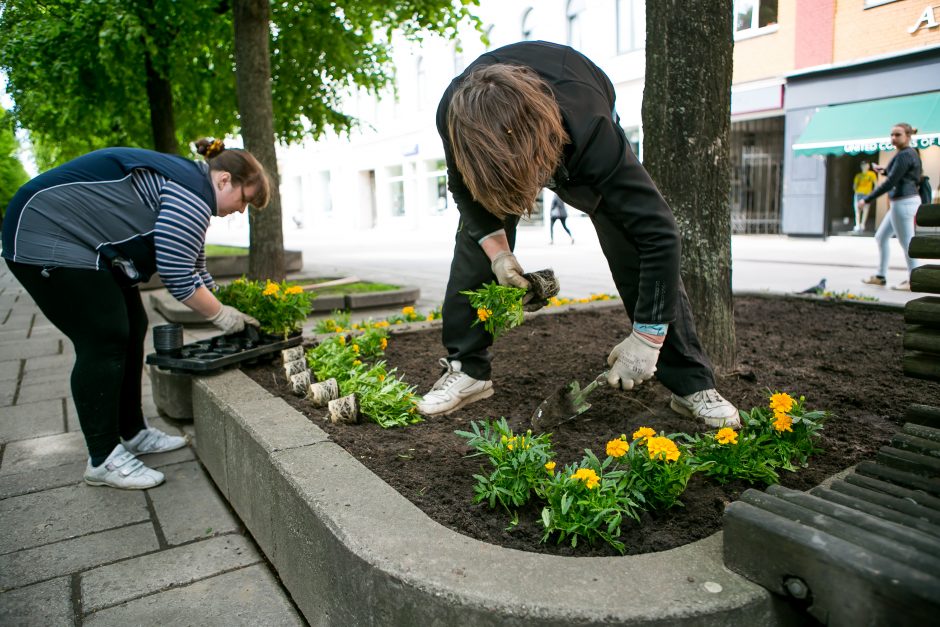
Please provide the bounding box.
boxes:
[0,264,304,626]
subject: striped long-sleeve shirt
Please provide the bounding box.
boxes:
[2,148,218,301]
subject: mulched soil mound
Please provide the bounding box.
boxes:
[243,296,938,557]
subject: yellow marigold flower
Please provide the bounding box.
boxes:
[773,413,793,433]
[336,327,344,333]
[544,461,556,473]
[395,320,403,324]
[632,426,656,443]
[351,344,360,353]
[426,314,434,321]
[402,306,415,315]
[606,438,629,458]
[476,307,492,322]
[262,282,279,297]
[380,338,388,350]
[285,285,303,295]
[337,335,346,345]
[647,436,680,462]
[769,392,795,414]
[572,467,600,489]
[716,428,738,445]
[352,359,362,366]
[375,320,389,328]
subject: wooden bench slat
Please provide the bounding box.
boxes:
[911,265,940,294]
[820,482,940,532]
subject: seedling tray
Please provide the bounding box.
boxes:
[146,328,302,374]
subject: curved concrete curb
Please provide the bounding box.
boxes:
[193,370,791,625]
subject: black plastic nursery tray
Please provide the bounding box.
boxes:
[146,328,302,374]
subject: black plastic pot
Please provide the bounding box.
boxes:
[152,324,184,356]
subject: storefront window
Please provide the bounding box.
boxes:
[616,0,645,54]
[387,165,405,217]
[427,159,449,214]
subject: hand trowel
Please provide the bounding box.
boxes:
[530,370,608,431]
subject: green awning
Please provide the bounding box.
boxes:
[792,91,940,156]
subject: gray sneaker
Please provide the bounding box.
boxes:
[670,389,741,429]
[417,358,494,417]
[84,444,165,490]
[122,427,188,456]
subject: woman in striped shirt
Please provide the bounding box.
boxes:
[2,139,269,489]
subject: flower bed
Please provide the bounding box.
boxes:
[242,296,939,557]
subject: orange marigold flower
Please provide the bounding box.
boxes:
[284,285,304,295]
[632,426,656,443]
[572,467,600,489]
[646,436,680,462]
[769,392,795,415]
[476,307,492,322]
[380,338,388,350]
[773,413,793,433]
[716,428,738,445]
[606,438,629,458]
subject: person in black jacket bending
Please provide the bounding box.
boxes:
[417,42,739,428]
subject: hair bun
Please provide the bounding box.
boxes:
[195,137,225,159]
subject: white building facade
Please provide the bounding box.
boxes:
[273,0,648,235]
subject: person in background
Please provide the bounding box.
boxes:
[852,161,877,232]
[860,123,924,291]
[549,194,574,244]
[417,41,740,429]
[2,139,268,489]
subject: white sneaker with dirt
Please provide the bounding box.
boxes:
[417,358,494,416]
[122,427,188,455]
[670,389,741,429]
[84,444,165,490]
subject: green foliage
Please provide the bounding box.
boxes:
[686,429,780,486]
[621,433,698,510]
[313,310,353,334]
[740,392,827,471]
[0,0,238,164]
[539,451,644,555]
[454,419,555,511]
[214,278,314,338]
[306,330,421,428]
[461,282,526,339]
[0,0,481,166]
[0,109,29,217]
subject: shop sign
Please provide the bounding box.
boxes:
[843,134,940,154]
[908,6,939,34]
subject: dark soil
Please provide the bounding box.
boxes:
[243,296,938,557]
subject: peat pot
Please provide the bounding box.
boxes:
[307,378,340,407]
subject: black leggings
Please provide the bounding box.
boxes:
[7,260,148,460]
[550,217,572,240]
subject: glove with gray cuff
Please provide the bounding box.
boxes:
[606,333,662,390]
[208,304,260,335]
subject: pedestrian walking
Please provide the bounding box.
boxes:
[2,139,268,489]
[549,194,574,244]
[852,162,877,232]
[417,41,739,429]
[860,123,925,291]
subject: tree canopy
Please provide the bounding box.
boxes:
[0,0,480,168]
[0,108,29,219]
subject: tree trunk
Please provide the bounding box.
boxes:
[144,50,179,154]
[641,0,735,372]
[233,0,285,281]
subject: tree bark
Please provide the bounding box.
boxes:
[144,50,179,154]
[641,0,736,371]
[233,0,285,281]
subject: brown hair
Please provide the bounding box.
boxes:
[194,138,271,209]
[447,64,568,219]
[893,122,918,137]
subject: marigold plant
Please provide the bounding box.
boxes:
[455,418,555,512]
[618,432,697,510]
[740,391,828,471]
[686,428,780,486]
[460,282,526,339]
[216,277,314,338]
[539,451,644,554]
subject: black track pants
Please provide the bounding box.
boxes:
[439,213,715,395]
[7,260,148,459]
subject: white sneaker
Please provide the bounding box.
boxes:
[417,358,494,416]
[122,427,188,456]
[670,389,741,429]
[84,444,165,490]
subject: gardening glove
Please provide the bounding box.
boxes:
[606,333,662,390]
[491,251,531,291]
[208,304,259,335]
